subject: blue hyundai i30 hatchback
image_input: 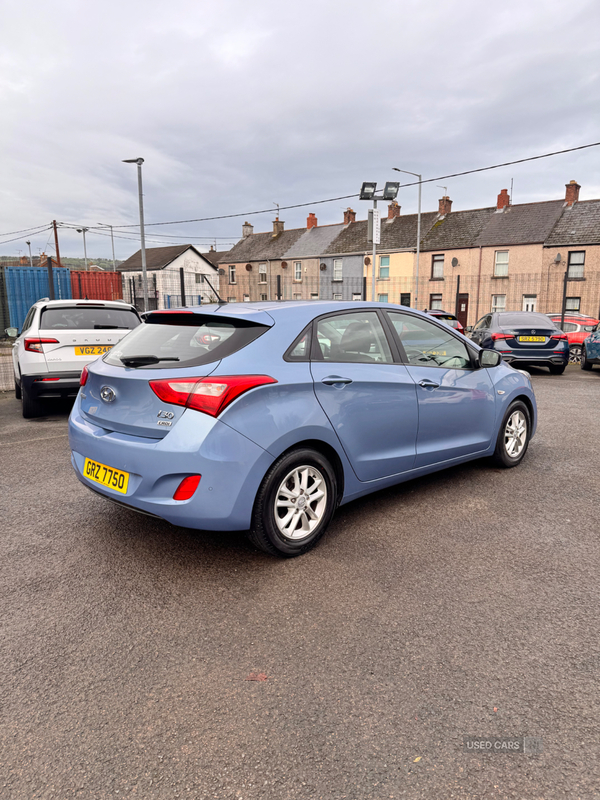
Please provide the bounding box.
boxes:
[69,302,537,556]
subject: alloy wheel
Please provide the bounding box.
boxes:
[569,345,582,364]
[274,465,328,540]
[504,410,527,458]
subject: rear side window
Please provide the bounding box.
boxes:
[104,313,269,369]
[40,306,140,330]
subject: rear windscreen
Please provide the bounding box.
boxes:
[40,306,140,330]
[497,313,555,328]
[104,314,269,369]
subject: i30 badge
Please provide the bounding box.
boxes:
[100,386,116,403]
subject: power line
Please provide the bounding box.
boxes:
[0,226,52,246]
[108,140,600,229]
[0,223,50,238]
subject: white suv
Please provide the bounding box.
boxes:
[13,298,141,418]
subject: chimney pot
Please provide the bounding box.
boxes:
[387,201,401,220]
[438,196,453,216]
[497,189,510,210]
[343,208,356,225]
[565,180,581,206]
[307,212,318,229]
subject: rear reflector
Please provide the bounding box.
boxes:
[80,365,89,386]
[173,475,201,501]
[149,374,277,417]
[24,337,59,352]
[36,377,60,381]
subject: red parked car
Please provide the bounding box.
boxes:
[424,309,465,334]
[547,313,599,364]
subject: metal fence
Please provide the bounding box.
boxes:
[2,268,599,393]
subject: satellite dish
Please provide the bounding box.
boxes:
[245,263,252,271]
[554,253,562,263]
[218,268,225,275]
[451,257,459,267]
[364,257,371,266]
[281,261,288,268]
[320,263,327,271]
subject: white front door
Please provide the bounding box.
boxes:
[522,295,537,312]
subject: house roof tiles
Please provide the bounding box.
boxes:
[545,200,600,246]
[117,244,216,272]
[217,228,305,264]
[474,200,565,247]
[420,208,497,251]
[282,224,346,259]
[323,212,439,255]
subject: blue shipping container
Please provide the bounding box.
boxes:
[6,266,72,331]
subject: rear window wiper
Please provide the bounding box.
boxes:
[120,355,180,368]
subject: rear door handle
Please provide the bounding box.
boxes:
[321,375,353,386]
[418,379,440,389]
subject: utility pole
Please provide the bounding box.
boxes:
[77,228,89,269]
[123,158,149,311]
[53,220,62,267]
[98,223,117,271]
[26,240,33,267]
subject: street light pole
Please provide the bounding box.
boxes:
[371,197,377,302]
[123,157,148,311]
[98,223,117,271]
[26,240,33,267]
[77,227,89,269]
[393,167,422,309]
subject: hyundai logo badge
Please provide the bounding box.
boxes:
[100,386,116,403]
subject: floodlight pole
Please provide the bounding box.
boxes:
[99,223,117,271]
[77,227,89,269]
[394,168,422,308]
[371,198,377,302]
[123,158,148,311]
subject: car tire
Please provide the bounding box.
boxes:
[492,400,531,469]
[581,346,593,371]
[21,382,44,419]
[14,377,22,400]
[568,345,582,364]
[248,448,338,557]
[549,364,566,375]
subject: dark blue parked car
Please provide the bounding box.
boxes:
[581,323,600,370]
[468,311,569,374]
[69,302,537,557]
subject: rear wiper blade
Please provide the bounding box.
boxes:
[120,355,180,368]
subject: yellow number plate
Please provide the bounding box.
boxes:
[518,336,545,343]
[84,458,129,494]
[75,345,113,356]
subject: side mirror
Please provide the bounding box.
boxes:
[479,349,502,368]
[466,326,473,333]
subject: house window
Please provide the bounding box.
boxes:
[492,294,506,313]
[258,263,267,283]
[522,295,537,312]
[333,259,343,281]
[195,273,204,284]
[431,254,444,279]
[311,292,319,300]
[333,293,342,300]
[294,261,302,281]
[400,292,411,307]
[494,250,509,277]
[228,265,236,284]
[260,293,267,301]
[566,297,581,311]
[293,293,301,300]
[352,293,362,301]
[227,296,236,303]
[378,294,388,303]
[567,251,585,279]
[429,293,443,310]
[243,294,250,302]
[379,255,390,279]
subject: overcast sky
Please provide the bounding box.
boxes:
[1,0,599,260]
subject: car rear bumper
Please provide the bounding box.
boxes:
[500,354,568,365]
[22,371,81,399]
[68,396,274,531]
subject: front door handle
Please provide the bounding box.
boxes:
[321,375,353,386]
[418,379,440,389]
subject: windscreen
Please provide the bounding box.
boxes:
[104,314,269,369]
[497,313,556,328]
[40,306,140,330]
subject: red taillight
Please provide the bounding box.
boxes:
[550,333,567,340]
[173,475,201,501]
[491,333,512,341]
[80,365,89,386]
[24,337,59,353]
[149,375,277,417]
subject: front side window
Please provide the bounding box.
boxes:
[315,311,393,363]
[258,263,267,283]
[229,265,236,284]
[491,294,506,313]
[567,251,585,279]
[431,254,444,279]
[387,312,473,369]
[566,297,581,311]
[429,293,442,310]
[333,259,343,281]
[294,261,302,281]
[494,250,509,276]
[379,255,390,279]
[562,322,578,332]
